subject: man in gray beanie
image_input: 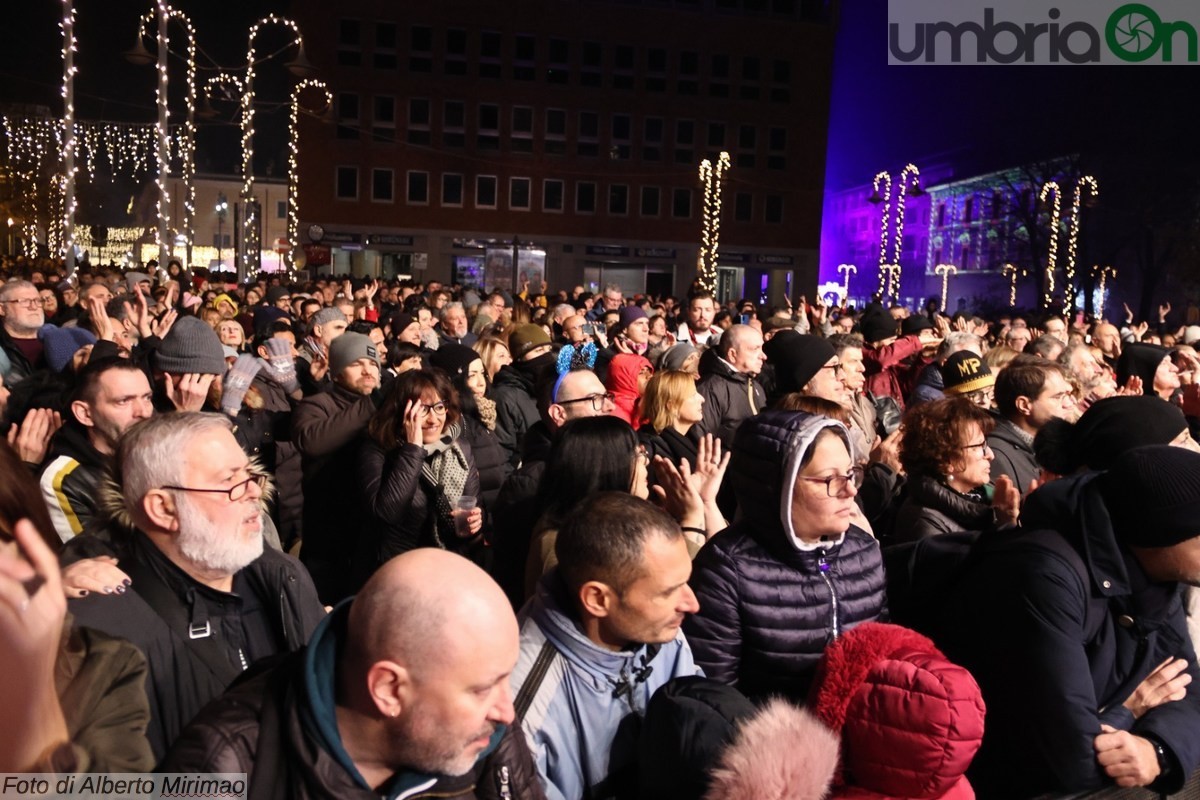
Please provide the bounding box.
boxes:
[932,444,1200,798]
[297,307,348,395]
[151,315,226,412]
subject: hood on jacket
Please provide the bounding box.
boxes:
[728,410,852,549]
[302,601,506,800]
[606,353,652,427]
[703,698,839,800]
[809,622,985,800]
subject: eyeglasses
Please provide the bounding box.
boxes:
[797,466,864,497]
[961,440,992,454]
[419,401,449,416]
[819,363,844,374]
[635,445,650,464]
[3,298,42,309]
[558,392,615,412]
[161,473,267,502]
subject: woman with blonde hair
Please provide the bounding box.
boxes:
[639,369,705,465]
[473,336,513,382]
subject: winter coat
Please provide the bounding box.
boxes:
[863,336,924,410]
[491,421,554,609]
[684,411,888,703]
[696,358,766,450]
[890,474,995,546]
[606,353,651,429]
[639,426,698,468]
[907,362,946,407]
[39,422,107,543]
[0,324,47,385]
[351,435,481,588]
[459,413,509,514]
[985,416,1040,495]
[164,603,545,800]
[932,474,1200,798]
[512,572,702,800]
[63,530,325,761]
[810,622,985,800]
[492,356,552,467]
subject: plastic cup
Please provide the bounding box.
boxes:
[453,495,477,537]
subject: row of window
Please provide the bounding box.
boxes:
[332,168,785,223]
[336,96,789,169]
[335,22,792,101]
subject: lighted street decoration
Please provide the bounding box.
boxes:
[60,0,77,273]
[837,263,857,304]
[1094,265,1116,318]
[1065,175,1099,303]
[1039,181,1063,308]
[868,163,922,302]
[697,151,731,295]
[286,79,332,276]
[1001,262,1026,307]
[935,263,957,312]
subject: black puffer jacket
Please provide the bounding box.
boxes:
[351,433,480,589]
[460,414,509,514]
[696,357,766,450]
[684,411,887,703]
[491,355,553,467]
[491,421,554,609]
[890,474,995,546]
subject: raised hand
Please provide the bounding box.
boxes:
[164,372,215,412]
[7,408,63,466]
[693,433,731,506]
[403,399,423,446]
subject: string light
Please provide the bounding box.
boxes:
[1095,265,1116,318]
[935,264,957,312]
[837,263,856,305]
[242,14,305,274]
[287,79,331,277]
[60,0,78,273]
[1001,262,1026,307]
[697,151,731,295]
[872,171,892,296]
[1065,175,1099,305]
[1039,181,1062,309]
[888,164,921,300]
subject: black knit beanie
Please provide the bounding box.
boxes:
[1116,343,1169,389]
[1100,444,1200,547]
[762,331,836,395]
[859,311,897,345]
[429,343,481,379]
[1074,396,1187,470]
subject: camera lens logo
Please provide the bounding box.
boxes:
[1106,3,1163,61]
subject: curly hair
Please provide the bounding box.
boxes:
[900,397,995,478]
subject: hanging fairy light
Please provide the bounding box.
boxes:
[60,0,78,273]
[837,263,856,305]
[870,171,892,296]
[1001,262,1025,307]
[241,14,309,275]
[1065,175,1099,304]
[935,264,957,313]
[887,164,922,301]
[1094,265,1116,318]
[287,79,331,276]
[697,150,731,294]
[1039,181,1062,309]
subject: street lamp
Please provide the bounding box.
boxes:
[215,193,228,266]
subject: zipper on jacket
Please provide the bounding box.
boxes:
[817,552,840,639]
[498,766,511,800]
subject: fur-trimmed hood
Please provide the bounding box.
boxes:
[810,622,985,800]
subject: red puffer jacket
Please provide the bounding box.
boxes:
[810,622,986,800]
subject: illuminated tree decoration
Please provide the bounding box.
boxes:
[1065,175,1099,302]
[935,263,957,312]
[60,0,78,272]
[697,151,731,295]
[1039,181,1062,308]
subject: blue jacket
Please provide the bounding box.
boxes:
[934,473,1200,798]
[511,572,701,800]
[684,410,887,702]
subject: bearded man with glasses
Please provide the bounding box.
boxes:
[0,279,50,384]
[62,412,324,761]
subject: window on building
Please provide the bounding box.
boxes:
[476,175,497,209]
[514,34,535,80]
[337,92,359,140]
[646,48,667,92]
[276,200,286,219]
[740,56,761,100]
[445,28,467,75]
[613,45,634,90]
[765,194,784,224]
[478,103,499,150]
[710,54,730,97]
[643,117,664,161]
[581,41,602,87]
[544,179,565,212]
[611,113,631,159]
[372,96,395,143]
[406,171,427,204]
[578,111,599,157]
[443,100,465,148]
[734,192,753,222]
[767,126,787,170]
[675,119,695,164]
[678,50,699,95]
[577,181,597,213]
[371,169,394,202]
[336,166,358,200]
[771,59,791,102]
[736,124,756,168]
[406,98,429,145]
[548,38,569,84]
[480,30,502,78]
[409,25,432,72]
[672,188,692,218]
[338,19,361,67]
[510,177,531,210]
[442,173,463,207]
[374,22,397,69]
[546,108,566,155]
[512,106,534,153]
[707,122,726,149]
[609,184,629,215]
[641,186,661,217]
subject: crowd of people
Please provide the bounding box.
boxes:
[4,252,1200,799]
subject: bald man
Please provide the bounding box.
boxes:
[163,550,545,799]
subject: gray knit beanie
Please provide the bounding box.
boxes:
[154,316,226,375]
[329,332,380,376]
[309,307,347,334]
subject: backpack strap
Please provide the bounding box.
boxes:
[514,640,558,722]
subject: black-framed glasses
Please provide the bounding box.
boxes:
[797,466,864,497]
[558,392,615,412]
[3,298,42,309]
[961,440,992,454]
[419,401,449,416]
[819,363,844,374]
[161,474,267,502]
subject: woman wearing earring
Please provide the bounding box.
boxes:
[891,397,1010,545]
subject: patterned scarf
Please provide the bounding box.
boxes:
[476,395,497,431]
[422,421,470,547]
